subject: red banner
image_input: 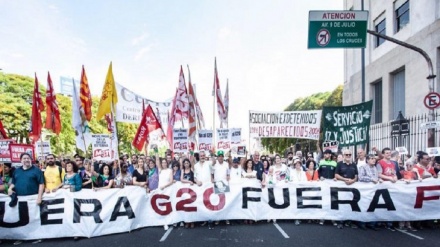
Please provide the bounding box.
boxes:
[9,143,35,163]
[0,139,16,162]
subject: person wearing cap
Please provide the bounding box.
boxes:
[229,157,243,184]
[0,163,14,194]
[212,150,231,225]
[318,150,337,181]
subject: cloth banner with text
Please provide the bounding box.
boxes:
[91,134,114,161]
[249,110,322,140]
[1,179,440,240]
[172,129,188,153]
[197,130,213,151]
[322,101,373,147]
[115,82,172,127]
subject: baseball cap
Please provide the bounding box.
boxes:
[217,150,224,157]
[233,157,240,163]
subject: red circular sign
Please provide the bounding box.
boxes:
[424,92,440,109]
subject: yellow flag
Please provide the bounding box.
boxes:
[96,62,118,120]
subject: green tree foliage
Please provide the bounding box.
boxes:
[261,85,343,155]
[0,73,140,157]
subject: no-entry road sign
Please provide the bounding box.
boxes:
[308,11,368,49]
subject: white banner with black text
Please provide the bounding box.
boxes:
[249,110,322,140]
[1,179,440,240]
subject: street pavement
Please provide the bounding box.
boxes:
[1,221,439,247]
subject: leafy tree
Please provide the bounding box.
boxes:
[261,85,343,155]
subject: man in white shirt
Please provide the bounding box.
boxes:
[356,148,367,169]
[229,157,243,184]
[211,150,230,225]
[212,150,230,184]
[194,150,215,229]
[194,151,213,186]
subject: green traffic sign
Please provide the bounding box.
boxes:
[308,11,368,49]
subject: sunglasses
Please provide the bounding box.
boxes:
[344,154,352,156]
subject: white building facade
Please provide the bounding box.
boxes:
[343,0,440,124]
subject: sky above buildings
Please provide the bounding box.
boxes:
[0,0,345,145]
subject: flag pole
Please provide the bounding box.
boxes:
[213,58,216,153]
[111,103,121,172]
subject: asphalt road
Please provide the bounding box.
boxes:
[1,221,439,247]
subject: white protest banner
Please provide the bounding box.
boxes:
[2,179,440,240]
[216,128,231,152]
[396,146,408,155]
[230,128,241,144]
[173,129,188,152]
[197,130,213,151]
[249,110,322,140]
[91,134,114,161]
[115,82,172,127]
[34,141,51,160]
[426,147,440,157]
[231,145,246,157]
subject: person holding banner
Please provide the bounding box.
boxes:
[93,163,114,189]
[194,150,215,229]
[157,157,173,231]
[114,163,133,188]
[81,160,95,189]
[132,158,148,190]
[147,159,159,192]
[0,163,13,194]
[43,154,65,193]
[229,157,243,185]
[271,154,288,184]
[305,160,319,181]
[358,154,381,230]
[335,149,358,229]
[62,161,82,192]
[251,151,264,183]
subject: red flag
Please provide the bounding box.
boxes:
[213,58,227,127]
[187,65,197,146]
[29,73,44,143]
[80,65,93,121]
[45,72,61,135]
[0,119,8,139]
[132,105,163,151]
[166,88,178,147]
[174,66,189,121]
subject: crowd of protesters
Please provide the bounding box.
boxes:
[1,145,440,244]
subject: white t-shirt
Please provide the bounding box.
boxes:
[212,161,230,182]
[229,166,243,184]
[158,168,172,188]
[288,168,307,182]
[194,161,213,184]
[357,158,367,169]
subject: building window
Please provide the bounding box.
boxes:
[373,81,382,124]
[395,1,410,32]
[392,69,405,119]
[375,19,386,47]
